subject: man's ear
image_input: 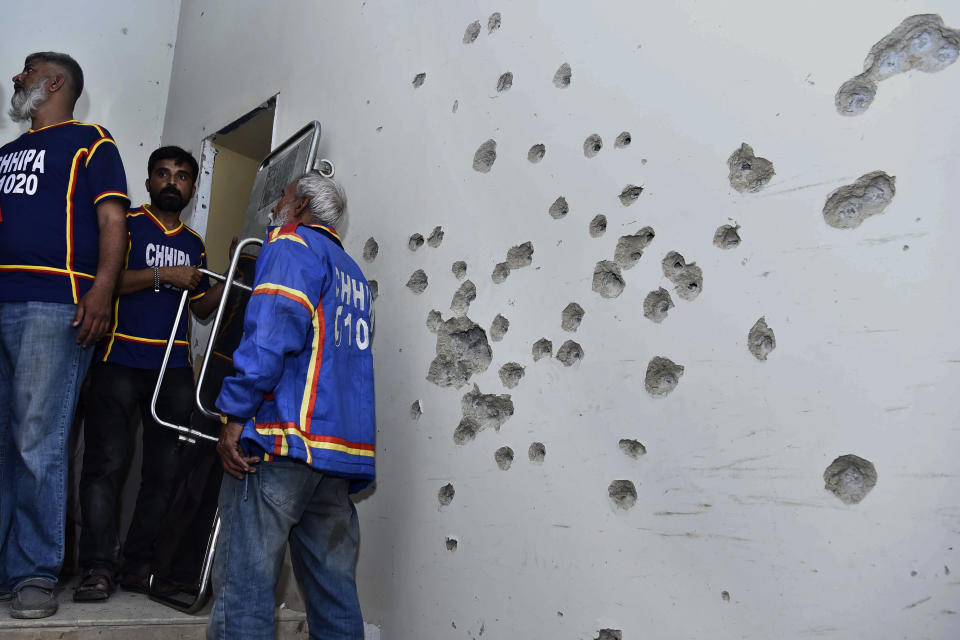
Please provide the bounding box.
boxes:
[144,177,150,193]
[292,196,311,223]
[48,72,66,95]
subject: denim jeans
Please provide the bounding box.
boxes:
[207,459,363,640]
[0,301,94,592]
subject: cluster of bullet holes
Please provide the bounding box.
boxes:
[823,454,877,504]
[618,184,643,206]
[561,302,584,332]
[491,241,534,284]
[619,439,646,459]
[454,385,514,445]
[445,537,458,551]
[583,134,603,158]
[556,340,584,367]
[489,314,509,341]
[727,143,775,193]
[410,400,422,420]
[549,196,569,219]
[661,250,703,301]
[608,480,637,510]
[645,356,684,397]
[592,260,625,299]
[438,483,455,506]
[427,316,492,388]
[836,14,959,116]
[406,269,428,294]
[426,309,442,333]
[643,288,674,323]
[553,62,572,88]
[614,131,631,148]
[463,12,501,44]
[473,139,497,173]
[427,226,444,248]
[450,280,476,316]
[452,260,467,280]
[822,171,896,229]
[494,446,514,470]
[712,224,741,249]
[408,233,424,251]
[614,226,655,269]
[412,72,426,88]
[595,630,622,640]
[528,442,546,464]
[362,237,378,262]
[498,362,525,389]
[528,143,546,163]
[747,317,776,361]
[532,338,553,361]
[589,215,607,238]
[497,72,513,92]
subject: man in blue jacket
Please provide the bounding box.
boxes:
[209,171,375,640]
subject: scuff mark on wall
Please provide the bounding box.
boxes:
[427,316,492,387]
[553,62,572,88]
[822,171,896,229]
[473,139,497,173]
[589,215,607,238]
[824,454,878,504]
[727,143,775,193]
[592,260,625,298]
[528,442,546,464]
[747,317,776,361]
[583,134,603,158]
[643,287,674,323]
[532,338,553,361]
[528,143,546,163]
[608,480,637,509]
[556,340,583,366]
[363,237,378,262]
[498,362,525,388]
[614,226,655,269]
[406,269,428,293]
[645,356,684,396]
[490,314,509,341]
[494,446,514,470]
[561,302,585,332]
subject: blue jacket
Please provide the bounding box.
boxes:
[216,222,375,490]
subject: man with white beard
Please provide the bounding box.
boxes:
[0,52,129,619]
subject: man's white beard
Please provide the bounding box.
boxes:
[8,78,48,123]
[267,202,295,227]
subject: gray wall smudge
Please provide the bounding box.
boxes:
[452,260,467,280]
[450,280,477,316]
[712,224,741,249]
[822,171,896,229]
[583,133,603,158]
[824,454,878,504]
[490,314,509,341]
[614,226,655,269]
[619,439,647,459]
[592,260,626,298]
[527,143,546,163]
[438,483,455,506]
[643,287,674,323]
[528,441,546,464]
[561,302,585,332]
[556,340,584,366]
[532,338,553,361]
[589,214,607,238]
[727,143,775,193]
[406,268,428,293]
[608,480,637,510]
[553,62,572,88]
[473,139,497,173]
[494,446,514,470]
[549,196,569,219]
[463,20,481,44]
[427,316,492,387]
[362,237,379,262]
[408,233,424,251]
[747,317,776,361]
[498,362,525,388]
[645,356,684,396]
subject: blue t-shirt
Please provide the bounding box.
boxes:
[98,205,210,369]
[0,120,129,304]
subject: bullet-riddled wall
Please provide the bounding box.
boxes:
[163,1,960,637]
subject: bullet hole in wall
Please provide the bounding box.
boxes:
[452,261,467,280]
[406,269,428,294]
[614,131,631,148]
[458,385,514,441]
[614,226,655,269]
[596,630,623,640]
[450,280,477,316]
[835,14,960,116]
[528,441,546,464]
[619,439,647,459]
[583,134,603,158]
[643,288,674,323]
[553,62,572,88]
[561,302,585,332]
[608,480,637,510]
[488,12,501,33]
[507,241,534,269]
[410,400,422,420]
[473,139,497,173]
[549,196,569,219]
[619,184,643,206]
[368,280,378,300]
[661,251,702,302]
[490,314,509,342]
[532,338,553,361]
[408,233,424,251]
[452,100,459,113]
[528,143,546,163]
[589,215,607,238]
[499,362,525,388]
[824,454,878,504]
[713,224,741,249]
[497,72,513,92]
[592,260,626,299]
[494,446,514,470]
[446,537,458,551]
[427,316,493,388]
[662,251,686,278]
[491,262,511,284]
[727,143,775,194]
[453,417,480,445]
[362,237,379,262]
[556,340,583,367]
[463,20,481,44]
[426,309,443,333]
[412,72,426,88]
[822,171,896,229]
[427,226,444,248]
[722,591,731,602]
[438,483,455,506]
[645,356,684,397]
[747,317,776,361]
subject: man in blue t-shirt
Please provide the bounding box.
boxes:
[0,52,129,619]
[73,146,229,603]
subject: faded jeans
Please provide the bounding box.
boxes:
[0,301,94,592]
[207,458,363,640]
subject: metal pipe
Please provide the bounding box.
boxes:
[148,511,221,614]
[198,267,252,292]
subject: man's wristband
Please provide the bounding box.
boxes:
[153,266,160,292]
[221,413,248,425]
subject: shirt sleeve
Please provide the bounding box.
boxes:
[215,236,325,422]
[189,241,211,301]
[85,128,129,207]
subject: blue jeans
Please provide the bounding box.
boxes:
[0,301,94,592]
[207,459,363,640]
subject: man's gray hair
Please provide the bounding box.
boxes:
[295,171,347,230]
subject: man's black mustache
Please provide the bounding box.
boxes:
[159,187,182,197]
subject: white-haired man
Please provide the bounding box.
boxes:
[209,171,375,639]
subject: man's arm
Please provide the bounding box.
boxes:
[189,281,224,319]
[73,199,126,347]
[116,265,202,296]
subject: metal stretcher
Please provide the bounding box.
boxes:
[146,121,332,613]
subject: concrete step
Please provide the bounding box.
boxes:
[0,577,308,639]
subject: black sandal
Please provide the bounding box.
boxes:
[73,568,114,602]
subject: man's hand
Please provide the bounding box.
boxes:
[217,422,260,479]
[228,235,239,260]
[73,285,113,346]
[162,265,202,291]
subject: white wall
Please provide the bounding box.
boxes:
[0,0,182,206]
[164,1,960,638]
